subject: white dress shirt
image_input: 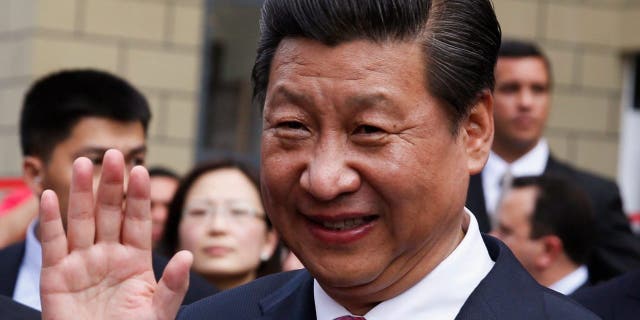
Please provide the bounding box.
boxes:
[13,219,42,311]
[314,209,495,320]
[549,265,589,295]
[482,139,550,218]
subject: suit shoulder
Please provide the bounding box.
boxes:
[541,288,600,320]
[178,270,307,320]
[571,270,640,317]
[548,158,617,189]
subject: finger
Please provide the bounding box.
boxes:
[122,165,151,250]
[39,190,68,268]
[95,149,125,243]
[153,250,192,320]
[67,157,96,250]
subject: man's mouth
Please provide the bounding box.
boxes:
[308,215,378,231]
[321,217,368,231]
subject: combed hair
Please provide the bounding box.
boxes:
[252,0,501,131]
[20,69,151,160]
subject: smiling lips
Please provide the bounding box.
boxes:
[305,214,378,244]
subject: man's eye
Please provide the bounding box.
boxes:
[278,121,306,130]
[131,157,145,166]
[498,84,519,94]
[353,125,383,135]
[89,157,103,166]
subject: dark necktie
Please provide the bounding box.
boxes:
[334,316,366,320]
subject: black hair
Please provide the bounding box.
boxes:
[159,157,281,279]
[511,175,596,265]
[148,166,180,180]
[20,69,151,160]
[498,38,552,84]
[252,0,501,132]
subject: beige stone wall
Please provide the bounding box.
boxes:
[494,0,640,179]
[0,0,204,176]
[1,0,638,180]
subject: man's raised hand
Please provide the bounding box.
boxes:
[39,149,192,320]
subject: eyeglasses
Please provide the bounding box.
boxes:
[182,200,265,223]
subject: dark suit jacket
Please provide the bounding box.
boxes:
[0,295,40,320]
[177,235,598,319]
[466,155,640,283]
[572,269,640,320]
[0,241,217,305]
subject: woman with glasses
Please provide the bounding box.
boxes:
[159,158,280,290]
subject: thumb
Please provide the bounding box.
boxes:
[153,250,193,320]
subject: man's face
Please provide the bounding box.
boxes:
[493,57,550,153]
[37,117,146,227]
[492,186,542,275]
[261,38,483,310]
[150,176,179,244]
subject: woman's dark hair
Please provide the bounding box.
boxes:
[159,157,281,278]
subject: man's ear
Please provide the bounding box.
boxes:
[463,90,494,175]
[23,156,44,197]
[535,235,563,269]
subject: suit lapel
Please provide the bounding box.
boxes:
[0,241,25,296]
[456,235,547,319]
[259,270,316,319]
[466,174,491,233]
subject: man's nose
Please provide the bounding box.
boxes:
[299,140,360,201]
[517,89,534,109]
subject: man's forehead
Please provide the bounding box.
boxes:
[271,37,423,76]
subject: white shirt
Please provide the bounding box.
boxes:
[549,265,589,295]
[314,209,495,320]
[13,219,42,311]
[482,139,550,218]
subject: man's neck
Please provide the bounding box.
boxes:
[537,260,580,288]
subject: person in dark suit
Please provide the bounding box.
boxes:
[0,295,40,320]
[0,69,216,311]
[465,39,640,283]
[572,269,640,320]
[491,175,596,295]
[36,1,596,319]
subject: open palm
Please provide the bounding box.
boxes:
[39,150,192,320]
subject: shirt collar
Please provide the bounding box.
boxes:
[314,209,495,320]
[23,219,42,271]
[486,139,550,178]
[13,219,42,310]
[549,265,589,295]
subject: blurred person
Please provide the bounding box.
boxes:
[0,185,38,248]
[38,1,597,319]
[148,166,180,246]
[0,69,216,311]
[160,158,279,290]
[492,175,596,295]
[466,38,640,283]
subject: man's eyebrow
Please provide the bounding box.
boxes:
[125,145,147,157]
[345,93,390,108]
[272,86,314,106]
